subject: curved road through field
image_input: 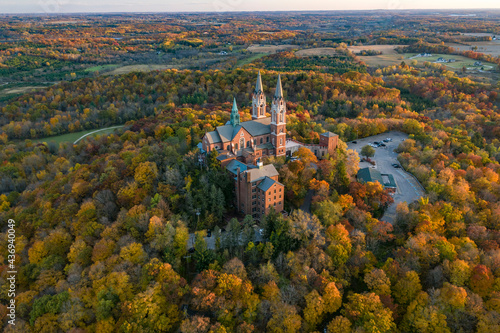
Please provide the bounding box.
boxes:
[73,126,124,144]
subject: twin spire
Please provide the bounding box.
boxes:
[254,71,283,99]
[232,72,283,127]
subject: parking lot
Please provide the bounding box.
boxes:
[347,131,425,224]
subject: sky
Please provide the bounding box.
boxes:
[1,0,500,14]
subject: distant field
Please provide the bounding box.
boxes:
[358,54,404,67]
[247,44,298,53]
[33,126,123,144]
[406,53,496,71]
[446,41,500,57]
[295,48,339,57]
[462,33,497,38]
[348,45,406,67]
[347,44,404,55]
[237,53,268,67]
[105,64,177,75]
[0,85,45,95]
[358,51,496,71]
[85,64,119,72]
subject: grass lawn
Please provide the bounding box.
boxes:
[236,53,268,67]
[33,126,124,144]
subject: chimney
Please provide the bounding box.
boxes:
[257,158,263,169]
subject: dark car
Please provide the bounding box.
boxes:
[352,141,357,144]
[374,141,380,145]
[207,229,211,237]
[383,139,389,143]
[188,247,195,253]
[380,143,386,147]
[392,163,401,168]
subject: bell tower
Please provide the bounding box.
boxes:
[252,71,267,120]
[270,74,286,157]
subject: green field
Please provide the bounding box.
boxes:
[33,126,124,144]
[236,53,268,67]
[359,52,496,71]
[84,64,120,73]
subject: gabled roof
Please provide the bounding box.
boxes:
[246,164,279,183]
[357,167,384,185]
[205,131,222,144]
[357,167,397,189]
[241,117,272,136]
[226,159,248,175]
[321,131,338,138]
[217,124,241,142]
[257,176,282,192]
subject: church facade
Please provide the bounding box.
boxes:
[202,72,287,165]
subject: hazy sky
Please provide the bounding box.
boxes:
[1,0,500,14]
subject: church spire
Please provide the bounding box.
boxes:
[274,74,283,99]
[230,98,240,127]
[255,70,263,94]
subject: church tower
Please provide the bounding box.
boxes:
[270,74,286,157]
[252,71,267,120]
[230,98,240,127]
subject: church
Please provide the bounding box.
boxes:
[202,71,287,165]
[200,72,338,219]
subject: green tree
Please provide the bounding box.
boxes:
[360,145,375,158]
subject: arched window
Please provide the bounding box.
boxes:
[260,138,263,144]
[240,138,245,149]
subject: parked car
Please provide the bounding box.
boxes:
[380,143,386,147]
[207,229,211,237]
[392,163,401,168]
[374,141,380,145]
[386,138,392,141]
[383,139,389,143]
[352,141,357,144]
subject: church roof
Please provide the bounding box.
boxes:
[205,130,221,144]
[216,124,242,142]
[241,117,272,136]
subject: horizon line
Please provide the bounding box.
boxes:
[2,8,500,15]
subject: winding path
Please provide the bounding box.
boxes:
[73,126,123,144]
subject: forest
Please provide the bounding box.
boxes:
[1,10,500,333]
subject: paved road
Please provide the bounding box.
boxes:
[347,131,425,224]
